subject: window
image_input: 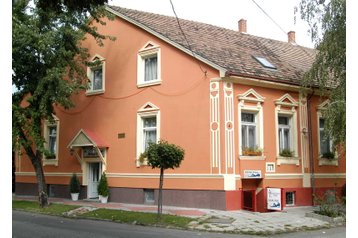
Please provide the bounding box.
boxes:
[253,56,277,70]
[143,117,157,151]
[83,147,106,158]
[285,191,295,206]
[144,189,155,203]
[241,112,257,149]
[144,56,158,82]
[275,94,299,161]
[43,117,60,166]
[319,118,332,156]
[278,115,292,153]
[137,42,161,87]
[48,126,57,157]
[238,89,265,158]
[87,55,105,95]
[136,102,160,167]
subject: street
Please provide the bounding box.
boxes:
[12,210,346,238]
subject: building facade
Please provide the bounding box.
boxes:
[15,5,345,212]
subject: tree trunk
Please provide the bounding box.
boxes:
[32,155,49,208]
[23,143,49,208]
[157,167,164,220]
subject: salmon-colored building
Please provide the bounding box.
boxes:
[15,6,345,212]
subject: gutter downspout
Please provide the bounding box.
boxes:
[307,90,316,205]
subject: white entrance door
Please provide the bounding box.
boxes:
[88,162,101,198]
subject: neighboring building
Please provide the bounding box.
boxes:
[15,5,345,212]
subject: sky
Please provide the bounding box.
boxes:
[109,0,314,48]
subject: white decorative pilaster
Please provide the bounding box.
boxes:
[299,94,311,187]
[210,81,221,173]
[223,82,235,174]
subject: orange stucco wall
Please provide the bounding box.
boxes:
[15,13,345,207]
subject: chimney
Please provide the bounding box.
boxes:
[288,31,296,44]
[238,19,247,33]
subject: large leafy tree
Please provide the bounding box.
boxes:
[12,0,113,207]
[300,0,346,149]
[140,140,185,219]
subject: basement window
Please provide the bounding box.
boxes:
[144,189,155,203]
[253,56,277,70]
[286,191,295,206]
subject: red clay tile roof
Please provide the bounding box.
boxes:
[108,5,316,85]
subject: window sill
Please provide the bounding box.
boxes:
[137,80,162,88]
[43,159,58,166]
[239,155,265,160]
[86,89,105,96]
[318,158,338,166]
[277,156,300,166]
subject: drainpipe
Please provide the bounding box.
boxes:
[307,90,316,205]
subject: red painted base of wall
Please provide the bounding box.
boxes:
[222,188,316,212]
[225,190,241,210]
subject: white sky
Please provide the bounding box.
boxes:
[109,0,314,48]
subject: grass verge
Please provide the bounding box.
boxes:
[13,200,195,229]
[13,200,80,216]
[78,208,195,229]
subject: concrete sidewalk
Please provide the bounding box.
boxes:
[14,195,341,235]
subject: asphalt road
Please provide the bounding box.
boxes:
[12,210,346,238]
[12,211,249,238]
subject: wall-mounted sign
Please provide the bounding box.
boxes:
[267,188,282,210]
[243,170,262,178]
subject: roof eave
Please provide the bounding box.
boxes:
[106,6,227,77]
[224,72,303,92]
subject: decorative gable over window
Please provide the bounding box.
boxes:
[137,41,161,87]
[238,88,265,106]
[275,93,298,110]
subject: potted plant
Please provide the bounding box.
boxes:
[279,149,294,157]
[242,146,263,156]
[322,151,335,160]
[97,172,109,203]
[69,173,81,201]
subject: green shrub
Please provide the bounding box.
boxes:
[314,190,345,218]
[97,172,109,197]
[322,151,335,160]
[279,149,294,157]
[69,173,80,193]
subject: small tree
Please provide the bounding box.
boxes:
[69,173,81,194]
[97,172,109,197]
[140,140,185,219]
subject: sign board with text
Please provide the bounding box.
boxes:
[267,188,282,210]
[243,170,262,178]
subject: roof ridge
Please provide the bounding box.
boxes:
[108,5,314,50]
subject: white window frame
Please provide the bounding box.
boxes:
[86,54,105,95]
[137,42,161,88]
[237,89,265,160]
[136,102,160,167]
[275,94,299,165]
[266,162,276,173]
[43,116,60,166]
[317,100,338,166]
[285,191,295,206]
[278,115,292,153]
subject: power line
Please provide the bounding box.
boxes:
[169,0,207,76]
[251,0,287,35]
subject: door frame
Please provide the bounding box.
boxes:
[87,162,102,199]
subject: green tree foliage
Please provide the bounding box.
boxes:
[97,172,109,197]
[69,173,81,194]
[140,140,185,219]
[300,0,346,149]
[12,0,113,207]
